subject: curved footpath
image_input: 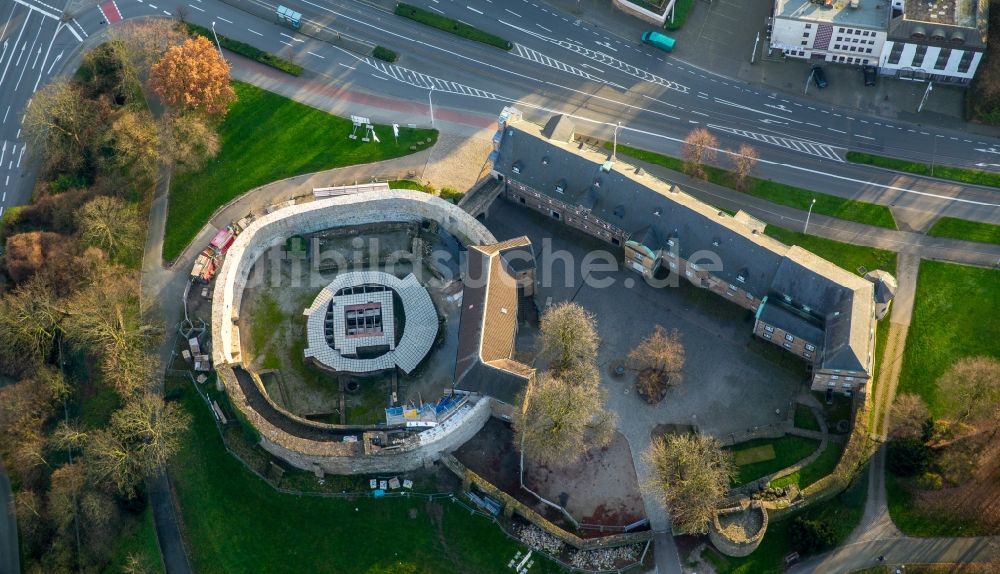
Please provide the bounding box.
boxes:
[137,59,1000,574]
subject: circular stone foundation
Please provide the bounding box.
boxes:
[303,270,437,375]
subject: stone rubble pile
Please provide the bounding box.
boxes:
[513,524,564,554]
[567,544,642,570]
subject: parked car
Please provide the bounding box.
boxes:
[863,65,877,86]
[641,30,676,53]
[811,66,828,89]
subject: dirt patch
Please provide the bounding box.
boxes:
[454,418,645,534]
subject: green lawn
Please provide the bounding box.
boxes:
[926,217,1000,245]
[713,468,868,574]
[793,404,821,432]
[885,472,987,537]
[663,0,695,30]
[163,82,438,261]
[897,261,1000,416]
[726,436,820,486]
[104,507,164,574]
[612,144,897,229]
[770,440,845,490]
[846,151,1000,188]
[763,225,897,276]
[169,384,567,574]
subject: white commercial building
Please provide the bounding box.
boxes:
[770,0,988,84]
[880,0,987,84]
[771,0,889,66]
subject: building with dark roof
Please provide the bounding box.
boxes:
[454,237,536,406]
[487,108,892,395]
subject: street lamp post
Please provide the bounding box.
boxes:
[211,21,224,61]
[427,88,435,127]
[804,198,817,234]
[612,121,622,160]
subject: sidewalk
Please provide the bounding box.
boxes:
[541,0,1000,137]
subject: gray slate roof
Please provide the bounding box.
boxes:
[493,114,877,377]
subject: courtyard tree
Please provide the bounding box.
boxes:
[539,302,599,375]
[643,433,735,534]
[681,128,718,180]
[77,196,143,261]
[628,325,685,404]
[937,356,1000,429]
[149,36,236,117]
[514,371,617,467]
[889,393,932,441]
[729,144,759,192]
[88,393,191,497]
[161,112,221,173]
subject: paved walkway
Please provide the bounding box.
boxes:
[0,458,19,574]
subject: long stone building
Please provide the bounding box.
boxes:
[487,109,895,396]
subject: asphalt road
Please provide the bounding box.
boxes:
[0,457,19,574]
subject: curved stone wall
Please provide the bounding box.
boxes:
[211,189,496,367]
[209,189,497,473]
[708,500,768,558]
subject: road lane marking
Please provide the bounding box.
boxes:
[280,32,304,42]
[828,128,846,134]
[338,62,354,69]
[187,3,204,11]
[248,28,262,36]
[504,8,520,17]
[855,134,875,140]
[279,40,291,46]
[0,9,31,88]
[466,5,482,14]
[307,51,325,59]
[218,16,232,23]
[536,23,551,32]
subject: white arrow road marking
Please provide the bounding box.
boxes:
[974,162,1000,168]
[974,147,1000,155]
[45,49,62,75]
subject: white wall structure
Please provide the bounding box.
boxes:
[210,189,499,475]
[879,41,983,82]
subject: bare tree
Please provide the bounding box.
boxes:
[77,196,142,261]
[729,144,759,192]
[682,128,718,180]
[102,109,160,180]
[937,356,1000,428]
[160,112,220,173]
[889,393,931,441]
[47,461,87,533]
[643,433,735,534]
[514,371,617,467]
[21,79,106,174]
[539,302,599,375]
[63,266,162,396]
[108,18,188,81]
[88,393,191,497]
[0,278,65,370]
[628,326,685,404]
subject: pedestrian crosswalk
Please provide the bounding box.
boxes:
[511,43,625,90]
[708,124,844,162]
[365,59,502,100]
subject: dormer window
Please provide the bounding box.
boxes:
[803,305,811,313]
[654,207,662,216]
[555,178,566,194]
[593,178,602,188]
[736,274,746,284]
[511,161,523,175]
[712,237,720,247]
[783,294,792,303]
[541,156,550,165]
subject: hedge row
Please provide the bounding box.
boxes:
[394,3,512,50]
[184,22,303,76]
[373,45,398,62]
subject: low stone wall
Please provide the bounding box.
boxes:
[708,500,768,558]
[217,365,492,474]
[441,454,653,551]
